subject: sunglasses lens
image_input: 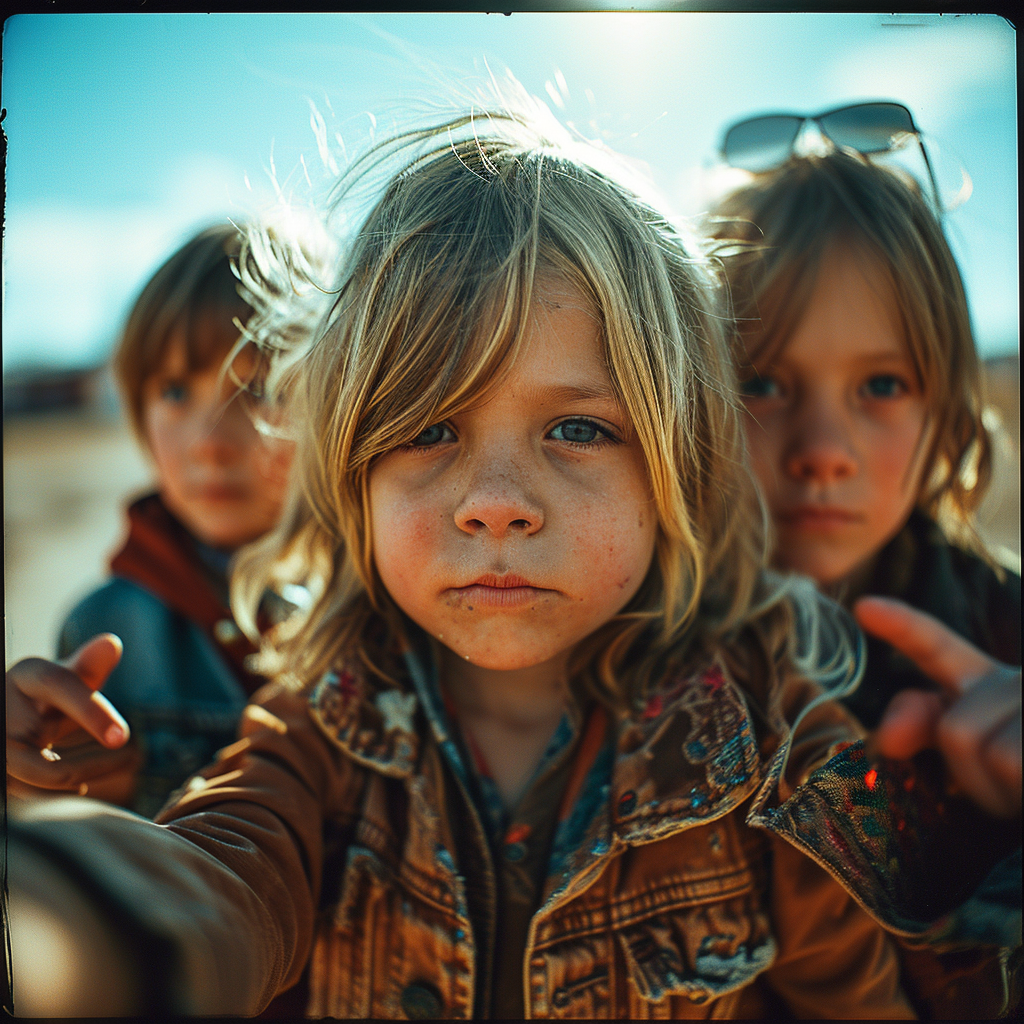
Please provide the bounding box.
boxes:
[817,103,916,154]
[723,116,804,172]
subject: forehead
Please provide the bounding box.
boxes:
[752,243,906,365]
[796,246,904,353]
[521,286,608,375]
[150,312,246,378]
[461,279,613,408]
[528,281,602,348]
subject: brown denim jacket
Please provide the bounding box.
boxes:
[12,625,939,1018]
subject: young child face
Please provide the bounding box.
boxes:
[142,322,294,550]
[369,281,658,672]
[740,246,931,588]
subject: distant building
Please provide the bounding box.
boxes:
[3,365,120,420]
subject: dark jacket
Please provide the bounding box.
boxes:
[839,510,1022,1019]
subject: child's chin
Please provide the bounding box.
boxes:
[777,548,861,590]
[438,638,568,673]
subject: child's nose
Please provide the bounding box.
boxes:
[453,464,544,538]
[783,405,857,484]
[189,400,249,463]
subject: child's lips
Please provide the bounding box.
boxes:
[778,505,862,531]
[447,573,556,608]
[192,482,248,502]
[467,573,537,589]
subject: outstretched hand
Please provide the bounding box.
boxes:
[854,596,1021,819]
[6,634,141,801]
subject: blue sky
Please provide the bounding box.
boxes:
[2,12,1017,371]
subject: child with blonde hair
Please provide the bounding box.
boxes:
[5,103,1007,1018]
[706,118,1020,1016]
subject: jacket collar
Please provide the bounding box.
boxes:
[308,652,762,839]
[111,492,230,626]
[533,661,764,918]
[110,492,266,694]
[308,659,419,777]
[608,662,761,844]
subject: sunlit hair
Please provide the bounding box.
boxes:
[705,150,992,549]
[113,223,255,448]
[234,106,853,709]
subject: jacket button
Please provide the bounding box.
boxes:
[504,841,527,862]
[400,982,443,1019]
[618,790,637,816]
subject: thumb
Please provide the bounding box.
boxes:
[62,634,123,692]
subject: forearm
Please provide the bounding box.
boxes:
[6,686,351,1016]
[6,798,295,1016]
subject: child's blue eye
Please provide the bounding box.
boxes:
[739,375,780,400]
[863,375,906,399]
[161,381,189,403]
[548,418,610,444]
[408,423,454,447]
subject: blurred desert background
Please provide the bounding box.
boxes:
[4,354,1019,668]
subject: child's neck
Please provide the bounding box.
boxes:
[438,647,574,811]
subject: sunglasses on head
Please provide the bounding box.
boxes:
[720,101,940,208]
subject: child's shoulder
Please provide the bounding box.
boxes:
[58,575,247,711]
[908,510,1019,591]
[642,583,865,769]
[944,534,1021,604]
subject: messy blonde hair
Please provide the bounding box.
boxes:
[705,151,992,548]
[234,107,847,709]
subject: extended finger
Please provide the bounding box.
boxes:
[939,668,1021,755]
[854,597,996,696]
[874,688,946,760]
[7,657,129,748]
[62,633,123,691]
[938,670,1022,818]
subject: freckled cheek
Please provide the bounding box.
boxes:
[371,489,448,589]
[395,496,445,547]
[742,418,783,495]
[567,498,655,599]
[147,423,187,492]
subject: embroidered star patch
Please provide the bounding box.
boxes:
[376,690,418,734]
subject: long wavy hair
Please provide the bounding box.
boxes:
[232,106,848,711]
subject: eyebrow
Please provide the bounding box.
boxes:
[848,350,915,364]
[532,382,619,405]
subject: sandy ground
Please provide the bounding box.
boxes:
[3,357,1020,667]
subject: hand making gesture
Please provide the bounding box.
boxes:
[6,633,141,804]
[856,596,1021,819]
